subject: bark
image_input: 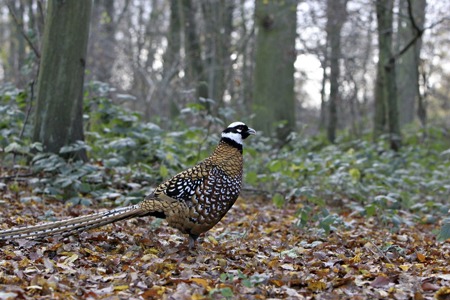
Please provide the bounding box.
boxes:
[161,0,183,118]
[326,0,347,143]
[253,0,297,140]
[33,0,92,161]
[201,0,233,109]
[181,0,207,100]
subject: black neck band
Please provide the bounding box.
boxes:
[221,137,243,153]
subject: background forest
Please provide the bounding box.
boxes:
[0,0,450,299]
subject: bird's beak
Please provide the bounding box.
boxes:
[247,127,256,135]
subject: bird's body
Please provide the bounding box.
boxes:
[0,122,255,248]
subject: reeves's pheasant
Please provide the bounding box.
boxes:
[0,122,256,248]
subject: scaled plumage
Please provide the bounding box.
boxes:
[0,122,256,248]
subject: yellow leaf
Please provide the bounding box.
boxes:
[191,278,210,289]
[307,279,326,291]
[399,265,410,271]
[351,253,361,263]
[217,258,227,267]
[192,293,207,300]
[15,216,26,224]
[385,263,395,269]
[3,250,16,258]
[147,247,159,255]
[141,254,157,262]
[18,258,30,268]
[63,254,79,265]
[207,236,218,245]
[83,247,94,255]
[268,259,279,268]
[114,285,129,291]
[435,287,450,300]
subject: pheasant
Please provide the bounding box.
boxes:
[0,122,256,248]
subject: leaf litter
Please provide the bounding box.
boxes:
[0,182,449,299]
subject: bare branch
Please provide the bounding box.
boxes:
[6,2,41,59]
[393,0,449,62]
[406,0,421,34]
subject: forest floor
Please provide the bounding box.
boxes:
[0,184,449,300]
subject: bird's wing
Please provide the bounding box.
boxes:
[151,160,215,203]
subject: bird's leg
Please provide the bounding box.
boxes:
[188,234,199,249]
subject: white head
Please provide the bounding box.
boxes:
[221,122,256,145]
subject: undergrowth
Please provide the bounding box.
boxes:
[1,82,449,240]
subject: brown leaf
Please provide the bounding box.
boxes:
[421,282,440,291]
[307,279,327,291]
[370,275,391,288]
[416,252,426,263]
[141,286,166,298]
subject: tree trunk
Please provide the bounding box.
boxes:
[181,0,207,101]
[253,0,297,140]
[33,0,92,161]
[375,0,401,150]
[89,0,116,83]
[201,0,233,110]
[326,0,347,143]
[161,0,183,118]
[319,48,328,131]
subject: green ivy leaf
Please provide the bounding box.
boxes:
[437,219,450,242]
[365,204,376,217]
[220,287,233,298]
[272,193,285,208]
[5,142,24,153]
[246,171,258,185]
[159,164,169,178]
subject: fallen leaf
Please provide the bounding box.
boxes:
[437,274,450,281]
[399,264,410,271]
[280,264,295,271]
[371,275,391,288]
[416,252,426,262]
[307,279,326,291]
[435,287,450,300]
[421,282,440,291]
[190,278,210,290]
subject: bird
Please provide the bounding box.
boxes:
[0,122,256,248]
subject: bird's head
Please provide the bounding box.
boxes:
[221,122,256,145]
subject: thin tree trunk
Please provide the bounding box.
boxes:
[375,0,401,150]
[326,0,347,143]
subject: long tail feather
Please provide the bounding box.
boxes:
[0,204,145,240]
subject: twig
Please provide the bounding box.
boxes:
[367,240,393,264]
[19,81,35,140]
[0,172,38,182]
[241,187,285,196]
